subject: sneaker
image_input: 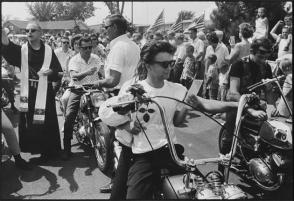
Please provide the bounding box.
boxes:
[15,158,32,170]
[99,182,113,193]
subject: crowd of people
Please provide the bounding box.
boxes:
[1,6,292,199]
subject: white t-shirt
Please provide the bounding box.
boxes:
[174,43,186,61]
[54,47,75,72]
[104,34,140,89]
[254,17,268,39]
[205,42,229,70]
[278,37,292,58]
[68,53,102,86]
[189,38,205,61]
[116,79,187,153]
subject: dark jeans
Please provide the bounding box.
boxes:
[63,91,82,142]
[110,143,133,200]
[126,144,185,199]
[180,77,193,90]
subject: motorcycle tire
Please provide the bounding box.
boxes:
[93,121,113,173]
[218,126,230,155]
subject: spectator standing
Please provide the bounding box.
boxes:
[55,36,75,75]
[154,31,164,41]
[204,32,229,99]
[180,45,196,89]
[132,33,143,48]
[206,54,219,100]
[93,14,140,196]
[1,21,63,162]
[188,27,204,79]
[170,33,186,83]
[228,23,253,65]
[91,33,107,63]
[167,30,176,46]
[270,26,292,58]
[54,36,75,113]
[70,34,82,55]
[253,7,269,40]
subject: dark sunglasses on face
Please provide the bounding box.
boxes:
[152,60,176,69]
[257,49,271,55]
[25,29,38,33]
[62,41,69,44]
[80,46,93,50]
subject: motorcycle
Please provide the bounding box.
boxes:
[218,75,292,192]
[66,84,115,173]
[106,85,248,199]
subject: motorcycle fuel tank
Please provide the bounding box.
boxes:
[259,120,292,150]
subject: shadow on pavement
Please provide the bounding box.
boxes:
[0,160,60,199]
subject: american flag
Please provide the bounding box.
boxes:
[147,10,165,31]
[184,13,205,33]
[193,13,205,30]
[170,16,184,33]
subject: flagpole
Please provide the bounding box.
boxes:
[163,9,165,33]
[131,1,133,25]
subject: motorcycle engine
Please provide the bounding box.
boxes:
[162,171,247,199]
[248,156,285,190]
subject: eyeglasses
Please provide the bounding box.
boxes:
[104,24,113,30]
[152,60,176,69]
[80,46,93,50]
[25,29,38,33]
[257,49,271,55]
[62,41,69,44]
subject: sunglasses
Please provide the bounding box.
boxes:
[80,46,93,50]
[257,49,271,55]
[25,29,38,33]
[104,24,113,30]
[152,60,176,69]
[62,41,69,44]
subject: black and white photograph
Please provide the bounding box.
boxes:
[1,1,292,199]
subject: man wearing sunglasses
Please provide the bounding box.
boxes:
[54,36,75,114]
[62,36,103,160]
[55,36,75,75]
[219,38,274,168]
[95,14,140,195]
[1,21,63,162]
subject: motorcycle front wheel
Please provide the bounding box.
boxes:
[93,121,113,173]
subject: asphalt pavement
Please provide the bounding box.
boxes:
[0,88,293,199]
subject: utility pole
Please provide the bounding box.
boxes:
[131,1,133,25]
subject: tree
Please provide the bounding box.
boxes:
[2,14,11,25]
[176,10,195,22]
[104,2,125,15]
[209,1,287,44]
[26,2,95,22]
[26,2,57,21]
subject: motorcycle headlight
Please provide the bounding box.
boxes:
[91,92,107,107]
[274,129,287,142]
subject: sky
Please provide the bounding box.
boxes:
[1,1,217,25]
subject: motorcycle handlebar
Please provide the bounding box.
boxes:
[247,75,285,91]
[65,84,102,93]
[107,96,229,169]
